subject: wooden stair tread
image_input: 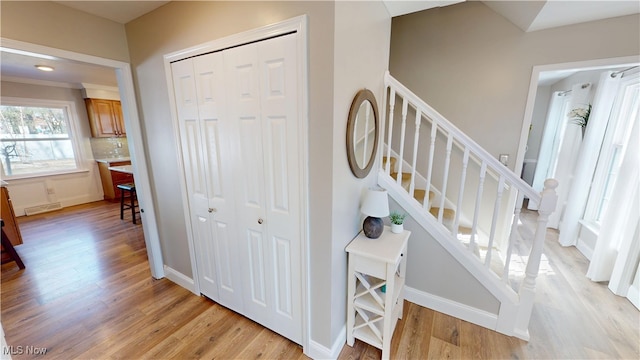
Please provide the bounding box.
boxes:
[458,226,473,235]
[390,172,411,181]
[382,156,397,172]
[390,172,412,192]
[412,190,435,204]
[429,207,455,219]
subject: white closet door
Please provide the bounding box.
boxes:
[171,59,220,301]
[193,53,244,312]
[257,34,301,343]
[226,33,301,343]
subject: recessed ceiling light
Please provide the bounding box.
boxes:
[35,65,54,72]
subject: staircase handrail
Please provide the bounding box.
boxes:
[381,71,559,340]
[384,71,540,203]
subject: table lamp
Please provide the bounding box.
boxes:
[361,187,389,238]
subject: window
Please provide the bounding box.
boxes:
[584,72,639,226]
[0,98,82,178]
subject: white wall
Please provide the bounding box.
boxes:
[0,1,129,62]
[388,198,500,313]
[389,1,640,171]
[331,0,391,348]
[0,81,103,215]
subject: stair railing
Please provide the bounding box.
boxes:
[381,71,558,339]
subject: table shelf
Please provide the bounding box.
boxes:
[346,226,410,360]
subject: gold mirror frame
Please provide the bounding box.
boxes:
[346,89,379,178]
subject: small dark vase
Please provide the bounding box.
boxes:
[363,216,383,239]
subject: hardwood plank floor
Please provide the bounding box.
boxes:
[1,201,638,359]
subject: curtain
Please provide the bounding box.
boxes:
[546,82,591,229]
[587,118,639,282]
[529,92,571,210]
[558,72,621,246]
[586,73,640,283]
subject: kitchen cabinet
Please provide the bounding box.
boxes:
[85,98,126,137]
[1,185,23,246]
[0,183,22,263]
[97,160,133,201]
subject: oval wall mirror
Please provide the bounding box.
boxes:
[346,89,379,178]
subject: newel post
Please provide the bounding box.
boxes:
[513,178,558,339]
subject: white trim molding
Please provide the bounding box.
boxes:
[305,326,346,360]
[163,265,198,295]
[404,286,499,331]
[0,37,164,279]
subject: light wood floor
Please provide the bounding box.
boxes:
[1,201,638,359]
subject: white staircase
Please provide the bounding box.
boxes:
[379,71,558,340]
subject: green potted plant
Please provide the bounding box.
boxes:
[389,211,406,234]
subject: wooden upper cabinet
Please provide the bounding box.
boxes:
[85,98,126,137]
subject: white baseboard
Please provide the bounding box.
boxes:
[627,284,640,310]
[305,326,345,360]
[575,240,594,260]
[404,286,498,331]
[163,265,198,295]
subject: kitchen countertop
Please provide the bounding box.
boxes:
[108,165,133,174]
[95,157,131,164]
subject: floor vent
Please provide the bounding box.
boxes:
[24,202,62,216]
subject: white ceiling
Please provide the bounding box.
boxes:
[53,1,169,24]
[482,0,640,32]
[0,48,118,89]
[1,0,639,89]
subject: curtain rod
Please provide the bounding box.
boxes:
[558,83,590,96]
[611,65,639,78]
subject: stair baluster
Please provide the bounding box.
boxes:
[384,89,396,175]
[485,175,506,268]
[409,109,422,198]
[437,134,453,224]
[469,161,487,254]
[453,148,470,236]
[379,71,558,340]
[503,192,524,283]
[424,117,437,211]
[396,98,408,186]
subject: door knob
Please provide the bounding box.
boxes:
[208,208,217,213]
[258,218,264,224]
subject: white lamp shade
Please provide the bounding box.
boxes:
[361,188,389,217]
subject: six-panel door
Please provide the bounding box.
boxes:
[171,32,301,344]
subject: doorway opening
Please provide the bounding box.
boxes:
[0,38,163,278]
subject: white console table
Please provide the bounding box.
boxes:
[346,226,410,359]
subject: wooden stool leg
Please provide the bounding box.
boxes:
[120,187,125,220]
[1,227,25,269]
[131,189,136,224]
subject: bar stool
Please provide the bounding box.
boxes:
[117,183,139,224]
[1,219,25,269]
